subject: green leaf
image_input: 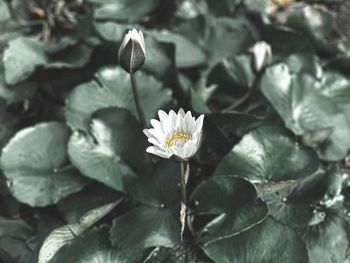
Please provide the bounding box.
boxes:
[202,16,258,66]
[260,63,350,161]
[65,66,172,131]
[0,216,34,262]
[215,125,319,182]
[177,15,258,66]
[150,30,206,68]
[301,211,349,263]
[1,122,89,207]
[3,37,93,85]
[110,160,181,248]
[0,60,37,103]
[49,226,144,263]
[202,217,309,263]
[143,35,175,80]
[262,25,314,58]
[204,0,240,16]
[0,217,33,240]
[3,37,46,85]
[94,22,128,42]
[0,79,37,104]
[196,111,263,166]
[207,55,256,92]
[190,175,267,243]
[57,183,123,224]
[68,107,152,191]
[191,176,257,215]
[92,0,160,22]
[285,5,349,56]
[265,169,343,227]
[39,201,121,263]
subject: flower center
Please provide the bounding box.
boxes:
[166,132,191,148]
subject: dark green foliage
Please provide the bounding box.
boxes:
[0,0,349,262]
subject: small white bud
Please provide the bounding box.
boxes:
[249,41,272,72]
[118,28,146,74]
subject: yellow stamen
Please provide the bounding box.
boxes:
[166,132,191,148]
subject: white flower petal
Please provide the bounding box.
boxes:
[178,108,185,117]
[143,129,154,139]
[158,110,168,123]
[194,115,204,133]
[184,111,195,133]
[148,137,165,149]
[144,109,204,160]
[150,119,161,130]
[146,146,172,158]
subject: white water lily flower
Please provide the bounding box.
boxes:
[143,109,204,160]
[118,28,146,73]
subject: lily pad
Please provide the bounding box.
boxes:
[65,66,172,131]
[1,122,89,207]
[190,175,268,243]
[68,107,152,192]
[49,226,144,263]
[39,201,121,263]
[109,160,181,249]
[214,125,319,182]
[260,63,350,161]
[3,37,93,85]
[202,217,309,263]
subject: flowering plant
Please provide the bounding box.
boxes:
[0,1,349,262]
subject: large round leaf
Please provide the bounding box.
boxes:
[201,16,258,66]
[190,175,267,243]
[49,226,144,263]
[214,125,319,183]
[91,0,159,23]
[202,217,309,263]
[57,183,122,224]
[0,217,33,240]
[1,122,89,207]
[3,37,93,85]
[65,66,172,130]
[191,176,258,215]
[265,169,344,227]
[150,30,206,68]
[110,160,181,249]
[207,55,256,93]
[39,201,121,263]
[68,107,152,191]
[260,63,350,161]
[301,211,349,263]
[0,217,34,263]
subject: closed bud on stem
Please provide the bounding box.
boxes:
[249,41,272,72]
[118,28,146,74]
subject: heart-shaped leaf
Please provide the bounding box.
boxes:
[65,66,172,131]
[202,217,309,263]
[260,63,350,161]
[214,125,319,183]
[190,175,267,243]
[109,160,181,248]
[68,107,152,191]
[1,122,89,207]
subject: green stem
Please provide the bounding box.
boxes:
[130,73,146,128]
[180,162,189,240]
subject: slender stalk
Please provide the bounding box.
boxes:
[223,89,253,112]
[180,161,189,240]
[130,73,146,128]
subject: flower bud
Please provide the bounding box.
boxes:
[249,41,272,72]
[118,28,146,74]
